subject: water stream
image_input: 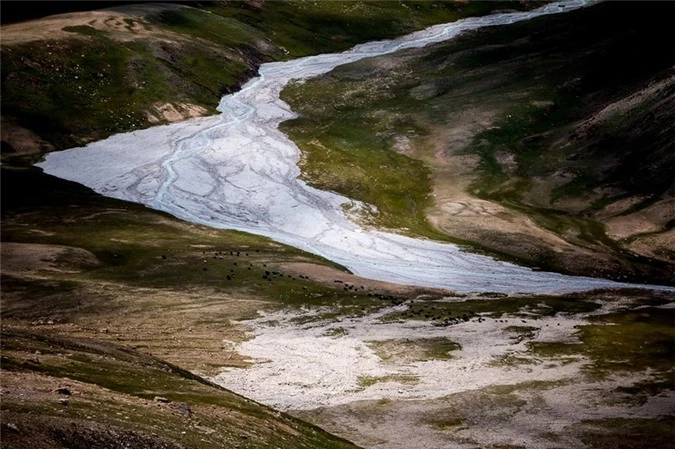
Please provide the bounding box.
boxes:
[37,0,672,294]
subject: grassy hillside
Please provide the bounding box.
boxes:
[0,0,528,160]
[4,167,673,449]
[1,328,359,449]
[1,163,423,448]
[3,2,672,447]
[280,1,675,284]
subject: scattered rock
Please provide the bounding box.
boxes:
[55,387,72,396]
[154,396,170,403]
[169,402,193,417]
[22,357,40,366]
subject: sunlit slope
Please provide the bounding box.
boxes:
[0,329,360,449]
[280,1,675,285]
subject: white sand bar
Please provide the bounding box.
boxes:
[37,0,672,294]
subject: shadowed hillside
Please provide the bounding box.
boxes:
[280,1,675,285]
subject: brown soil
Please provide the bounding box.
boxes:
[146,103,209,125]
[1,242,100,276]
[422,114,601,272]
[1,281,262,375]
[0,5,185,45]
[1,117,54,157]
[282,262,451,297]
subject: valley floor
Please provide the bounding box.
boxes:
[212,290,675,448]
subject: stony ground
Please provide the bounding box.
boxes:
[212,290,675,448]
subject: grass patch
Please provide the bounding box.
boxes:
[487,353,539,368]
[570,417,675,449]
[525,305,675,382]
[427,414,464,431]
[1,32,247,152]
[357,373,419,388]
[205,1,530,59]
[381,295,601,324]
[281,109,444,238]
[528,341,584,358]
[579,307,675,379]
[367,337,461,363]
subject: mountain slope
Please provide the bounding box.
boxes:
[1,328,359,449]
[1,0,526,160]
[280,1,675,284]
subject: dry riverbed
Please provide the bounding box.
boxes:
[36,0,658,295]
[212,290,675,448]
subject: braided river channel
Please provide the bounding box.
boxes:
[37,0,672,294]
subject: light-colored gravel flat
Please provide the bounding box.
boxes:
[213,303,587,411]
[211,298,675,448]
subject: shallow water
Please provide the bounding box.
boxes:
[37,0,671,294]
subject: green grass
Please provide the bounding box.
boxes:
[381,295,601,324]
[525,305,675,383]
[1,1,534,157]
[151,8,264,50]
[580,307,675,379]
[0,28,258,152]
[1,168,405,319]
[357,374,419,388]
[281,109,441,237]
[570,417,675,449]
[205,1,530,59]
[367,337,462,363]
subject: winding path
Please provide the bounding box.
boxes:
[37,0,671,294]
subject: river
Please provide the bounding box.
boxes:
[37,0,671,294]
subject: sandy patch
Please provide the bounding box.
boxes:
[622,228,675,262]
[605,197,675,240]
[421,108,585,261]
[0,4,184,45]
[146,103,210,125]
[281,262,448,296]
[1,242,99,276]
[1,117,54,156]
